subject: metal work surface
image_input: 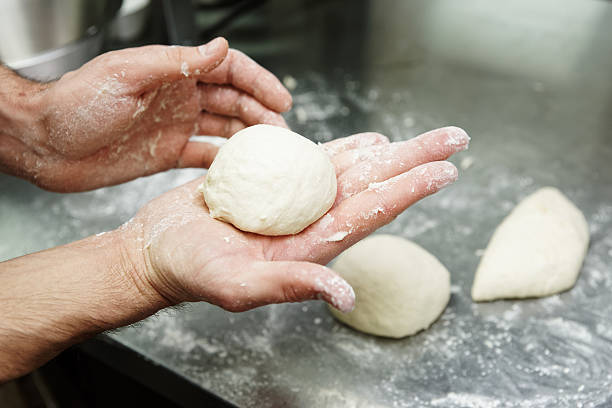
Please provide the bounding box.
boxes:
[2,0,612,406]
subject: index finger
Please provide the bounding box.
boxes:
[321,132,389,157]
[199,49,292,113]
[95,38,229,92]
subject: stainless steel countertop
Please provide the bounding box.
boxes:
[2,0,612,406]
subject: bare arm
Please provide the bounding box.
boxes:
[0,229,165,381]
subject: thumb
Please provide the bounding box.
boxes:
[231,261,355,313]
[115,37,229,89]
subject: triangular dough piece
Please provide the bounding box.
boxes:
[472,187,589,301]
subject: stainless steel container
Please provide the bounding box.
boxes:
[0,0,121,80]
[109,0,151,42]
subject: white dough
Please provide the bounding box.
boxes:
[201,124,337,236]
[471,187,589,301]
[328,235,451,339]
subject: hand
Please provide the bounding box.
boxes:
[10,37,291,192]
[122,127,470,313]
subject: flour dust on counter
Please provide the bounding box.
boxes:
[283,71,441,145]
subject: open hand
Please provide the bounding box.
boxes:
[16,37,291,192]
[122,127,470,313]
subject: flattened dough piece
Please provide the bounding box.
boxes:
[472,187,589,301]
[329,235,450,338]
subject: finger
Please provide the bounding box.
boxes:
[197,112,247,138]
[335,126,469,202]
[177,141,219,168]
[323,132,389,156]
[323,132,390,174]
[293,161,458,264]
[199,49,292,112]
[108,37,229,90]
[223,261,355,313]
[198,84,288,128]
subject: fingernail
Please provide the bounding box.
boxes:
[429,163,458,191]
[199,38,223,57]
[337,284,356,313]
[445,126,471,151]
[315,275,356,313]
[435,177,455,191]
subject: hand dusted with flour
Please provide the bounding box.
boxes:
[126,127,469,314]
[0,37,292,192]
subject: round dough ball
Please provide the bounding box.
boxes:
[201,124,337,236]
[329,235,451,338]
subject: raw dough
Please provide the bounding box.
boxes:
[328,235,451,338]
[201,124,337,236]
[471,187,589,301]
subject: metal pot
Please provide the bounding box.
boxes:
[0,0,122,80]
[109,0,151,42]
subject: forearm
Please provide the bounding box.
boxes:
[0,65,48,181]
[0,228,168,382]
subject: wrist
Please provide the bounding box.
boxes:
[95,226,175,327]
[0,67,49,181]
[0,67,47,140]
[123,219,188,307]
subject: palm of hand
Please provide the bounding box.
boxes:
[126,127,469,313]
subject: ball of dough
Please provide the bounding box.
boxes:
[201,124,337,236]
[328,235,451,338]
[471,187,589,301]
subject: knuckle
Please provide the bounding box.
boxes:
[215,285,244,312]
[376,193,397,216]
[222,302,243,313]
[337,177,353,200]
[202,146,218,167]
[228,48,246,63]
[236,93,250,114]
[226,118,244,137]
[216,293,235,311]
[92,51,113,65]
[261,111,280,125]
[370,132,389,143]
[163,46,184,65]
[282,283,305,303]
[95,51,124,71]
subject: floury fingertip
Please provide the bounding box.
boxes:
[313,272,356,313]
[445,126,471,151]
